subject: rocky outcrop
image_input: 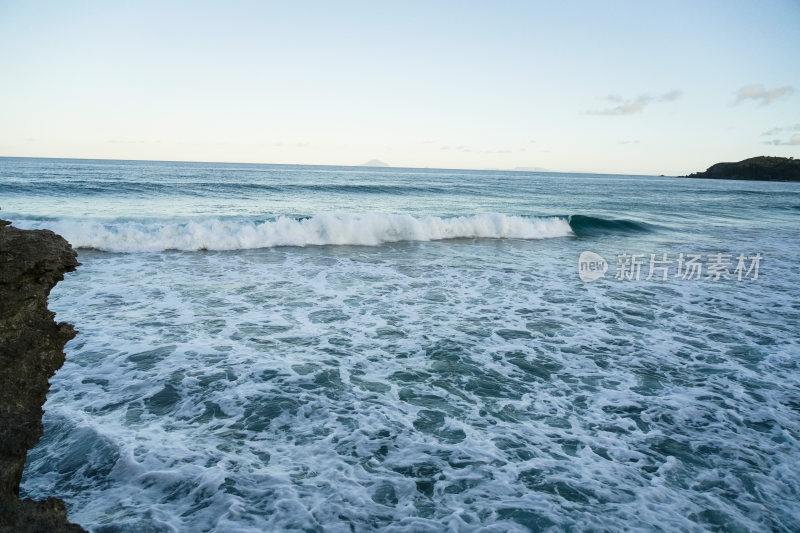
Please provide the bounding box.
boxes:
[0,220,85,532]
[682,156,800,181]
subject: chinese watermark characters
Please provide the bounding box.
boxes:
[578,251,762,282]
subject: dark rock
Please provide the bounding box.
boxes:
[0,219,86,532]
[681,156,800,182]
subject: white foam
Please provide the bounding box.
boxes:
[22,243,800,532]
[15,214,573,252]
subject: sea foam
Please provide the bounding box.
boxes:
[16,214,573,252]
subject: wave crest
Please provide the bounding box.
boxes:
[16,214,574,252]
[567,215,653,236]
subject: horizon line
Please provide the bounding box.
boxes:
[0,154,668,178]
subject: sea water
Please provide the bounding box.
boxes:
[2,157,799,531]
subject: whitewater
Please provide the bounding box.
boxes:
[16,214,573,252]
[2,157,799,532]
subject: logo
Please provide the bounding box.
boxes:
[578,251,608,282]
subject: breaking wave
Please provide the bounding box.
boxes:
[567,214,654,236]
[14,214,575,252]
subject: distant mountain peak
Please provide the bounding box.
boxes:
[360,159,389,167]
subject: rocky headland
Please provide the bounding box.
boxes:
[681,156,800,182]
[0,219,85,532]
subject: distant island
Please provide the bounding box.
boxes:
[681,156,800,182]
[359,159,389,167]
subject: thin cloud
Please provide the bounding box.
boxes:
[587,90,682,115]
[764,134,800,146]
[762,123,800,136]
[107,139,162,144]
[439,144,519,154]
[268,142,310,147]
[660,90,682,102]
[734,84,794,106]
[589,94,652,115]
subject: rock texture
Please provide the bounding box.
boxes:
[0,219,85,532]
[682,156,800,182]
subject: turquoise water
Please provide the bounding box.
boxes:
[3,157,799,531]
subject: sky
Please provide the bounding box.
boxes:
[0,0,798,175]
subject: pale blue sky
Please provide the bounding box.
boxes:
[1,0,798,174]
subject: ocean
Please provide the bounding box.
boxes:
[2,157,799,532]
